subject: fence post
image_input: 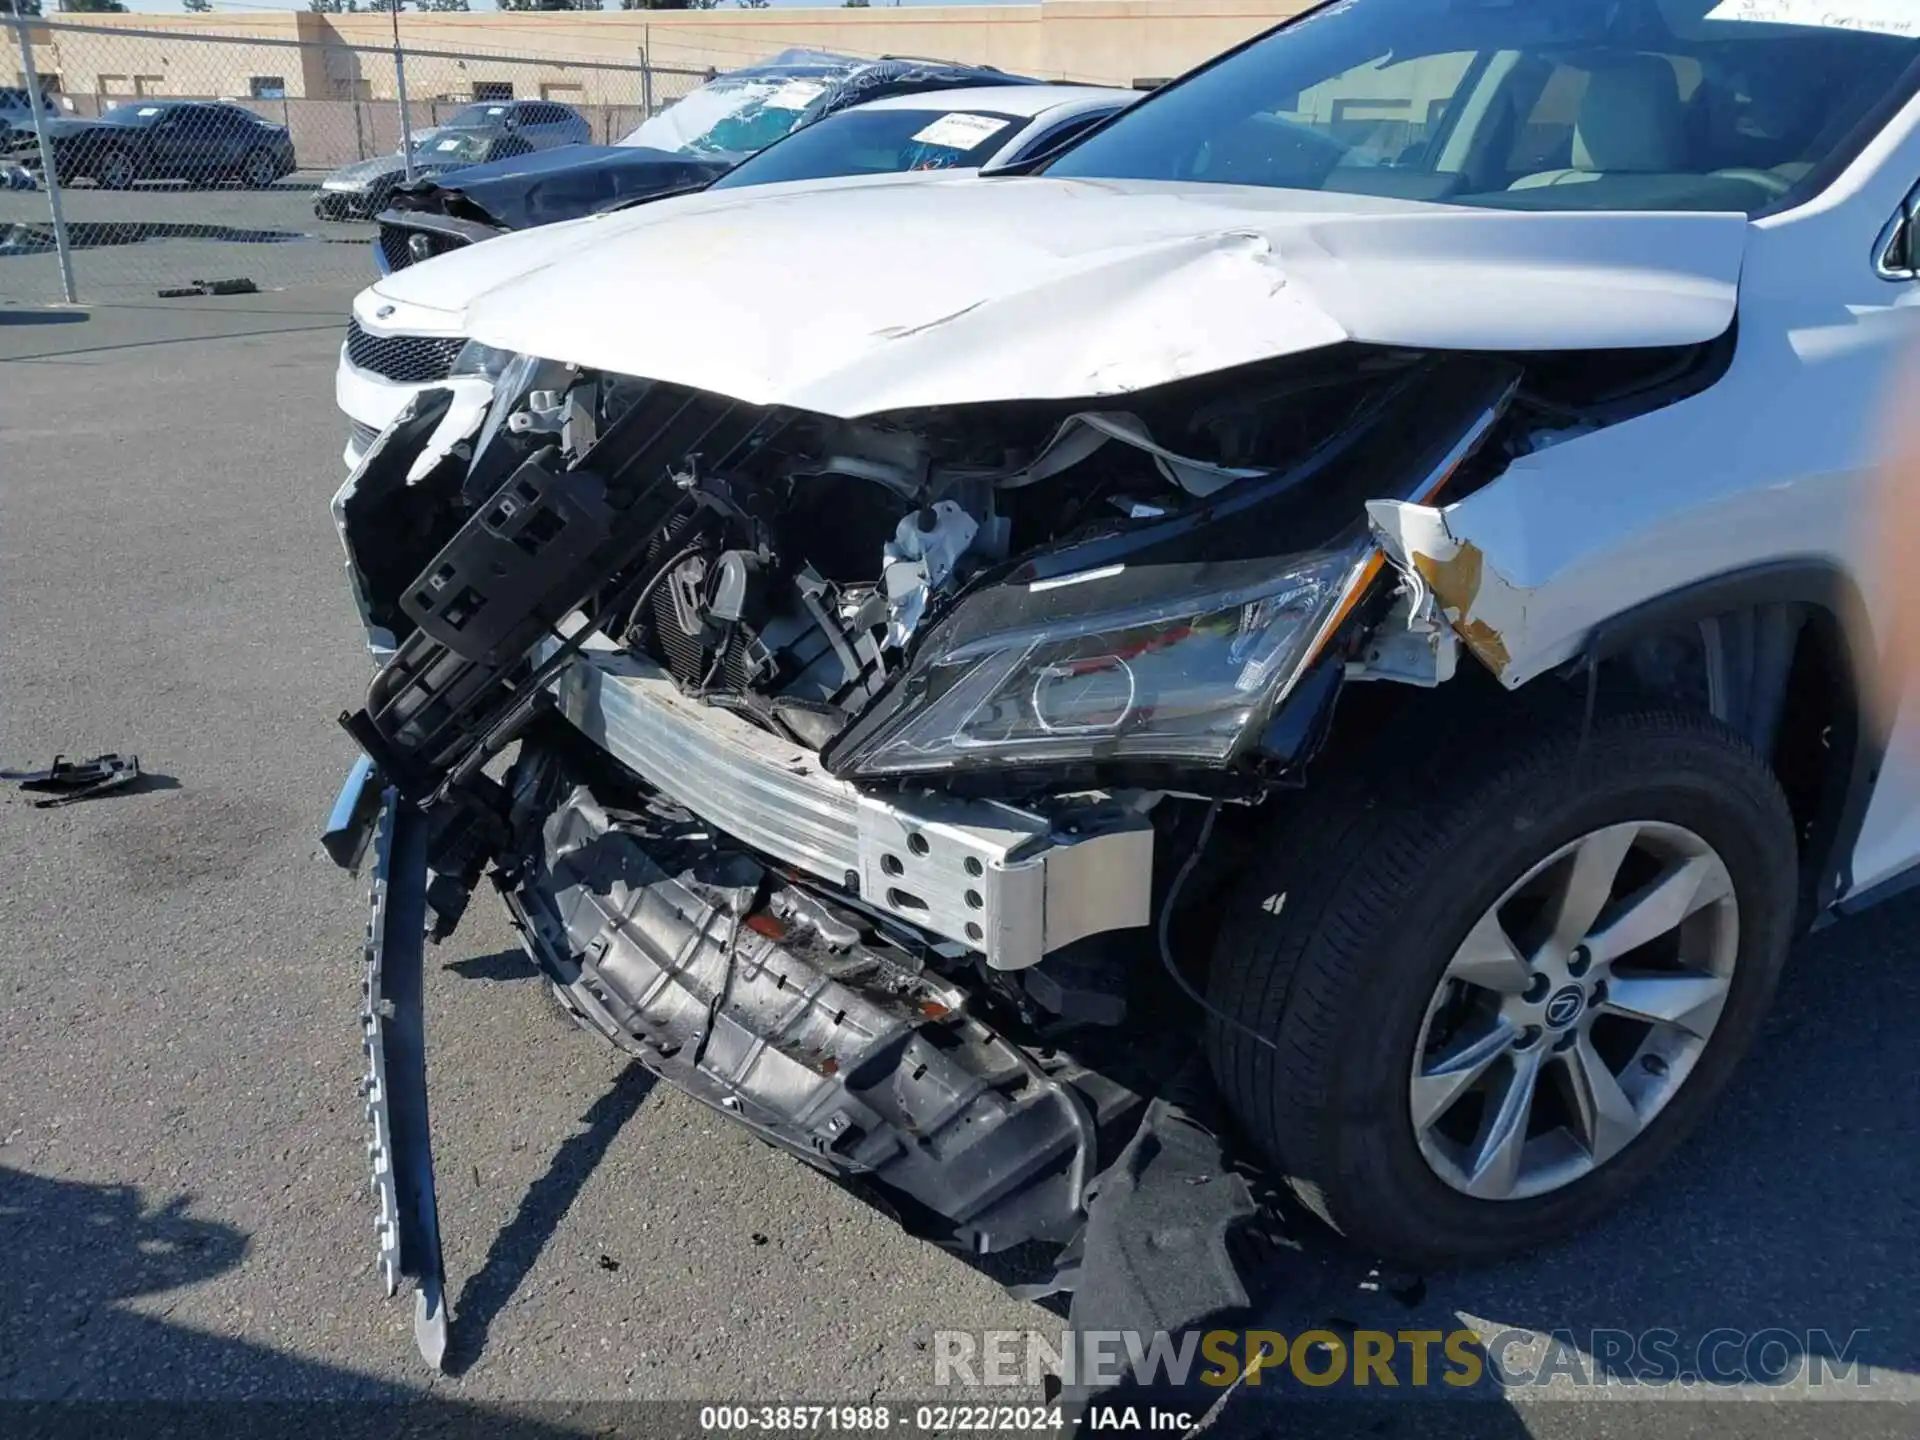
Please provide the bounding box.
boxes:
[641,33,654,119]
[9,16,76,305]
[390,15,415,184]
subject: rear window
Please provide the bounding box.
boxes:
[710,107,1022,189]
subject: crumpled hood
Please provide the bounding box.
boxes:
[328,148,478,189]
[404,144,730,231]
[327,153,417,188]
[462,174,1750,418]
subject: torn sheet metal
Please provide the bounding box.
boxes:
[2,752,143,807]
[1344,571,1459,688]
[882,499,978,645]
[406,383,493,485]
[1367,499,1530,682]
[1003,411,1265,498]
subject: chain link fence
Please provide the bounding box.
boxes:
[1,16,705,305]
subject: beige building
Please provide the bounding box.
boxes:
[17,2,1318,105]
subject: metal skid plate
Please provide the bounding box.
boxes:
[360,784,449,1369]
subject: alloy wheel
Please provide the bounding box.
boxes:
[1408,820,1740,1202]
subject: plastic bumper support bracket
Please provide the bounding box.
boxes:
[360,782,450,1369]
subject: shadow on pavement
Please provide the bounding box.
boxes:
[0,1164,399,1402]
[446,1063,657,1376]
[0,1166,621,1435]
[0,307,86,325]
[446,948,539,984]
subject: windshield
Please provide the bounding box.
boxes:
[416,131,496,164]
[710,107,1024,189]
[1046,0,1920,214]
[447,103,514,130]
[98,103,167,126]
[619,58,865,158]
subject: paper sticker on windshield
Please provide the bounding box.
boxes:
[762,80,828,112]
[911,113,1013,151]
[1706,0,1918,37]
[434,137,464,151]
[137,106,162,116]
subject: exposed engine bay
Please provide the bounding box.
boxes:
[326,329,1729,1297]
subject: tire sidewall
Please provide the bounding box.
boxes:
[1292,736,1793,1262]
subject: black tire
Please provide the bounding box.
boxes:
[1205,706,1797,1269]
[240,148,279,189]
[96,147,136,190]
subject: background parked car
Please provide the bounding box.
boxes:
[3,100,296,190]
[701,83,1137,193]
[432,99,591,151]
[341,84,1133,458]
[0,86,61,147]
[314,100,589,220]
[369,52,1045,270]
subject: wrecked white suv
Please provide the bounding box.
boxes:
[325,0,1920,1364]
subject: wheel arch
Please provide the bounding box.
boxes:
[1548,558,1880,926]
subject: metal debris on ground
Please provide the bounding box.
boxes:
[155,278,260,299]
[1,753,143,807]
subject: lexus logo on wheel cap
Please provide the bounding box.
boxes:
[1544,985,1586,1029]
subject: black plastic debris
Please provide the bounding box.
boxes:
[156,278,258,298]
[1,753,142,807]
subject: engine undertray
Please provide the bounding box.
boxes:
[504,783,1147,1253]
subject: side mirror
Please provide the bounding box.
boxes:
[1876,186,1920,281]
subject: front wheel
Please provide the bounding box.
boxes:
[1205,706,1797,1269]
[241,148,279,188]
[97,148,136,189]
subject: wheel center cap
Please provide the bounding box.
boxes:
[1544,985,1586,1029]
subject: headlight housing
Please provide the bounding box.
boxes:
[449,339,517,382]
[833,550,1363,777]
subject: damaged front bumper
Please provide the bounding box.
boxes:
[346,766,450,1368]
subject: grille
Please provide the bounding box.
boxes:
[378,221,470,274]
[344,318,464,384]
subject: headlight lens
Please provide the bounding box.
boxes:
[449,339,517,381]
[839,550,1361,776]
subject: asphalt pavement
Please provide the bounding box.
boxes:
[0,290,1915,1437]
[0,174,374,307]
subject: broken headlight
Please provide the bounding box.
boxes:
[449,339,517,382]
[836,551,1359,776]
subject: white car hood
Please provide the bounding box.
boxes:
[461,174,1750,419]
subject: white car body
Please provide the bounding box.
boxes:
[327,2,1920,1275]
[334,85,1136,468]
[342,71,1920,894]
